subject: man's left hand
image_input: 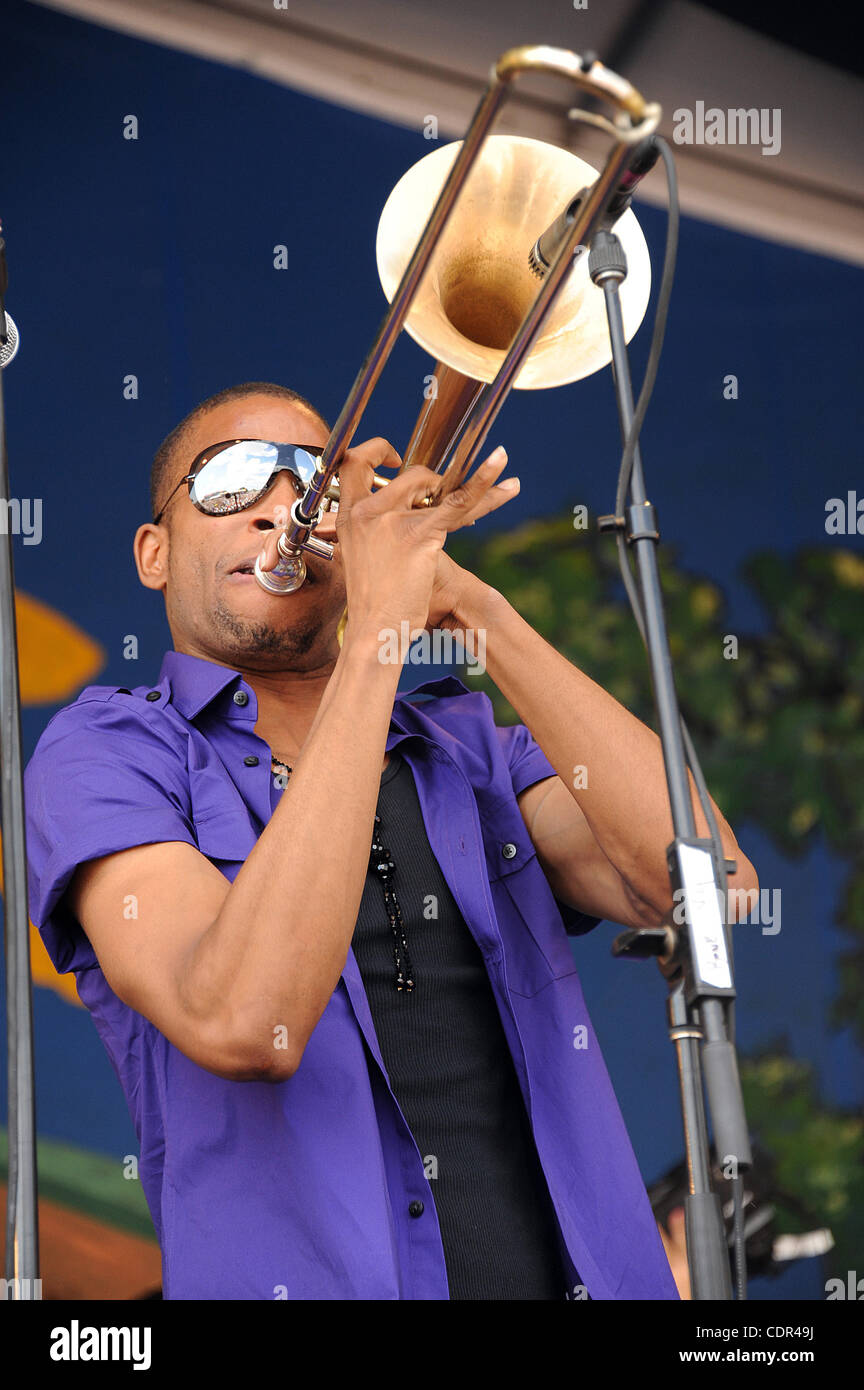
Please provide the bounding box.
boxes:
[426,549,503,634]
[424,451,519,632]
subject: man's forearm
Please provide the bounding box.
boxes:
[183,630,401,1075]
[457,582,745,914]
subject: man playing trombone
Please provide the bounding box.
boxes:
[24,380,758,1300]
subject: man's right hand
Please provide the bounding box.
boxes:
[256,436,520,646]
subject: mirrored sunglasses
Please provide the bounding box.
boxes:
[153,439,328,524]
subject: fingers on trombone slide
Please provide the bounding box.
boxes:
[336,438,402,505]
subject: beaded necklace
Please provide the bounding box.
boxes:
[270,752,415,992]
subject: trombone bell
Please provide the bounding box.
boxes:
[376,135,651,390]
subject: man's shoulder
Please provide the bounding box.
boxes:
[53,681,146,710]
[27,675,184,767]
[393,675,538,783]
[394,674,505,752]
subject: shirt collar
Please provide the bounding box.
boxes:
[389,674,472,730]
[158,650,473,725]
[158,650,248,720]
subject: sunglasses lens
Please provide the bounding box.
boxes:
[190,442,325,514]
[191,443,278,513]
[289,448,320,488]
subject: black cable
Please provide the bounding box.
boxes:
[730,1171,747,1301]
[612,135,678,630]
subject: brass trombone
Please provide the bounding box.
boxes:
[253,44,661,629]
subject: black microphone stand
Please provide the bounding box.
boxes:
[587,225,751,1300]
[0,233,40,1298]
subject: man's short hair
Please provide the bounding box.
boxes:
[150,381,330,524]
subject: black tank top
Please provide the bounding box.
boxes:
[350,751,567,1300]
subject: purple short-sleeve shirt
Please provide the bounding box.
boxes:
[24,649,678,1300]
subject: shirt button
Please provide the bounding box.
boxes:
[502,842,517,859]
[244,755,259,767]
[145,691,161,701]
[233,690,249,707]
[408,1200,424,1218]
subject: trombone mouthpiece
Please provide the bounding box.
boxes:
[253,551,307,594]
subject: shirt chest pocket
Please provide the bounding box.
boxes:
[479,796,579,998]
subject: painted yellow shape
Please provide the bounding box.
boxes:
[30,917,82,1006]
[0,847,83,1007]
[1,590,104,1002]
[15,590,105,704]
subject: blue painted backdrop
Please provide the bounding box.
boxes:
[2,0,861,1298]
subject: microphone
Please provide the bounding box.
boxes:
[1,313,20,369]
[0,233,19,367]
[529,136,659,278]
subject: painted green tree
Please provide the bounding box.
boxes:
[449,517,864,1276]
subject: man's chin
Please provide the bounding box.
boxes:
[210,588,342,663]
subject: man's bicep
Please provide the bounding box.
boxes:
[68,840,233,1051]
[24,702,201,973]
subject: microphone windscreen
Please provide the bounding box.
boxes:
[0,313,19,368]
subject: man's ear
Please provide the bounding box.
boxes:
[134,522,168,591]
